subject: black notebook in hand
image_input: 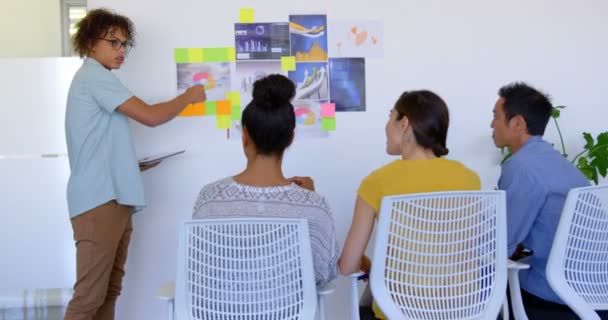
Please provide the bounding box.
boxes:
[138,150,185,165]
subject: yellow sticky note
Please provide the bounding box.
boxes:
[281,56,296,71]
[216,115,231,129]
[239,8,255,23]
[226,92,241,107]
[188,48,204,63]
[226,47,236,61]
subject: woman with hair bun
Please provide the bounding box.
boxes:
[338,90,481,320]
[192,74,339,287]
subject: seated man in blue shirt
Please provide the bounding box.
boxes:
[491,82,602,318]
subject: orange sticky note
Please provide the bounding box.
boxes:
[281,56,296,71]
[179,102,205,116]
[216,100,231,115]
[239,8,254,23]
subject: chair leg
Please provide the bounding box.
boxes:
[501,296,510,320]
[167,300,174,320]
[318,294,326,320]
[508,269,528,320]
[350,276,361,320]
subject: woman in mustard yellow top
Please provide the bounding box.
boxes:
[338,90,481,320]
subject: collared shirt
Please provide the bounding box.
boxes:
[499,136,589,303]
[65,58,144,218]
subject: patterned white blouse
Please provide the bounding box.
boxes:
[193,177,339,287]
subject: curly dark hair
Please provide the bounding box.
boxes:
[72,8,136,57]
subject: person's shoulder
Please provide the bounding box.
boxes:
[289,185,333,212]
[501,149,532,174]
[442,159,482,187]
[193,177,236,213]
[79,59,122,84]
[201,176,235,191]
[364,160,402,181]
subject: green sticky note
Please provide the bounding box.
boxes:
[188,48,204,62]
[174,48,189,63]
[281,56,296,71]
[205,100,217,115]
[203,48,230,62]
[217,115,231,129]
[231,105,242,120]
[321,117,336,131]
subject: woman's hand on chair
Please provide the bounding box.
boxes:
[288,176,315,191]
[360,255,372,275]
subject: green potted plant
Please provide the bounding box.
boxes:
[571,132,608,184]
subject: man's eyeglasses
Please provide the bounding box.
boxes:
[97,38,133,52]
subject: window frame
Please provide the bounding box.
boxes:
[60,0,87,56]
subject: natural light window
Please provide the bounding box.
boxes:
[61,0,87,56]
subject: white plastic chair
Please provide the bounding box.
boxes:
[505,259,530,320]
[158,218,333,320]
[545,185,608,319]
[348,191,508,320]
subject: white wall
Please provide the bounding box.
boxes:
[0,1,63,57]
[0,58,81,294]
[84,1,608,319]
[1,0,607,319]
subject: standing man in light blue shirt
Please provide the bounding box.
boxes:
[491,82,597,318]
[64,8,206,320]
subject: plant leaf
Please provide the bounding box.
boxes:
[597,132,608,146]
[587,132,608,160]
[577,157,595,182]
[551,108,560,119]
[583,132,595,150]
[591,157,608,178]
[501,152,513,165]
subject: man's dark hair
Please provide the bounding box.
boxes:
[241,74,296,156]
[72,8,136,57]
[498,82,553,136]
[394,90,450,157]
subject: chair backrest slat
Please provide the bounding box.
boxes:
[370,191,507,320]
[175,218,317,320]
[547,185,608,319]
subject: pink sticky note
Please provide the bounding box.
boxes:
[321,102,336,117]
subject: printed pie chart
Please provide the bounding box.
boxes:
[295,107,316,125]
[192,72,217,90]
